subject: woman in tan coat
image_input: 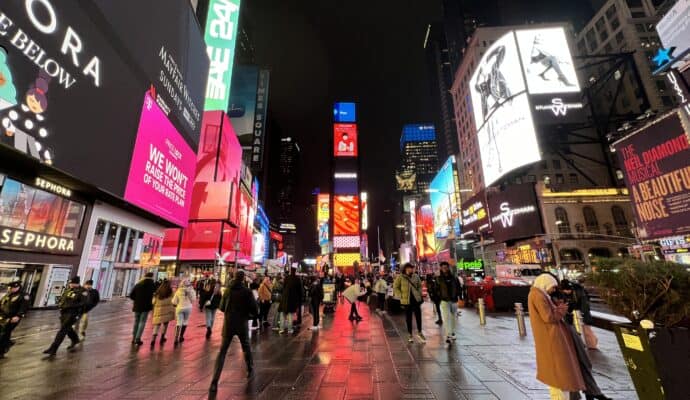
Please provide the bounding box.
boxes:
[528,274,585,399]
[151,280,175,347]
[258,277,272,327]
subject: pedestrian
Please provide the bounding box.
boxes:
[43,276,85,356]
[203,280,222,339]
[394,263,425,343]
[560,280,598,349]
[76,279,100,340]
[0,281,29,358]
[209,270,258,392]
[172,279,196,346]
[270,275,284,330]
[343,278,363,321]
[258,277,272,327]
[150,280,175,347]
[559,281,612,400]
[374,274,388,314]
[279,267,302,334]
[309,277,324,330]
[250,278,260,330]
[528,273,585,400]
[427,273,443,325]
[128,272,156,346]
[437,261,461,344]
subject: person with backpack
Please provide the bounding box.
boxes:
[150,280,175,347]
[77,279,100,339]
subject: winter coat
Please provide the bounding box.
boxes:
[343,283,362,303]
[258,282,272,302]
[309,283,324,305]
[438,272,460,302]
[152,296,175,324]
[528,287,586,392]
[172,286,195,312]
[82,288,100,313]
[280,275,302,313]
[393,274,422,305]
[129,278,156,313]
[204,292,222,310]
[374,279,388,294]
[220,279,259,333]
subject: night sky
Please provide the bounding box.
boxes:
[248,0,442,256]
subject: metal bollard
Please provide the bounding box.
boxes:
[572,310,585,342]
[515,302,526,337]
[478,298,486,325]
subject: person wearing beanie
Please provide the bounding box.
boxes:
[209,270,259,392]
[76,279,100,339]
[44,276,85,356]
[0,281,29,358]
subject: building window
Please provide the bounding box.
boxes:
[556,174,565,184]
[606,4,617,19]
[612,205,631,236]
[575,223,585,233]
[595,17,606,32]
[599,29,609,42]
[541,160,548,170]
[635,24,646,33]
[604,43,613,53]
[555,207,571,233]
[615,31,624,45]
[662,96,674,107]
[611,17,620,31]
[604,223,614,236]
[515,176,523,184]
[553,159,562,170]
[527,175,536,183]
[583,206,600,234]
[569,173,579,184]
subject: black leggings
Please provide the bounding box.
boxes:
[349,301,361,318]
[434,300,442,322]
[405,297,422,335]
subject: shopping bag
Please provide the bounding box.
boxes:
[583,324,599,349]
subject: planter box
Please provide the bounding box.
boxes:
[614,323,690,400]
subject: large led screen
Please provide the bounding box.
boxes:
[124,92,197,227]
[317,194,329,246]
[416,205,437,257]
[334,124,358,157]
[461,191,490,235]
[334,102,356,122]
[334,195,360,235]
[429,157,461,238]
[228,65,259,143]
[203,0,242,112]
[613,111,690,239]
[515,27,580,95]
[469,32,540,186]
[487,184,543,243]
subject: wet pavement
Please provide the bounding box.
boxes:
[0,297,637,400]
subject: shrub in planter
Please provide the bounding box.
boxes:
[587,258,690,400]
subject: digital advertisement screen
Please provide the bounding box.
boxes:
[334,252,360,267]
[461,191,490,235]
[334,195,360,235]
[416,205,437,257]
[613,111,690,239]
[124,92,197,227]
[139,233,163,267]
[429,157,461,238]
[228,65,259,143]
[179,221,222,260]
[515,27,581,95]
[252,233,266,263]
[361,192,368,231]
[334,176,358,194]
[656,0,690,68]
[333,102,356,122]
[317,194,329,246]
[333,123,358,157]
[487,184,543,243]
[203,0,242,112]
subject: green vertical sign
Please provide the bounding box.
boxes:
[203,0,242,112]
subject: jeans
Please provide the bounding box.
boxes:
[205,308,216,328]
[405,297,422,335]
[311,303,320,326]
[440,301,457,337]
[280,312,293,331]
[177,308,191,326]
[349,301,361,319]
[132,311,149,340]
[212,324,252,383]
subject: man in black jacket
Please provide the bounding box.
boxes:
[77,279,100,339]
[308,278,324,331]
[44,276,85,356]
[0,281,29,358]
[209,270,258,393]
[438,262,461,344]
[279,267,302,334]
[128,272,156,345]
[426,274,443,325]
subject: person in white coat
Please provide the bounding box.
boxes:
[343,278,363,321]
[172,279,196,346]
[373,275,388,314]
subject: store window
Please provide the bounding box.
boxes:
[555,207,571,233]
[583,206,600,234]
[0,178,85,239]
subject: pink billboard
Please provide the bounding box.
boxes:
[124,92,197,227]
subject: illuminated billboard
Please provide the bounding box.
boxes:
[203,0,242,112]
[461,191,490,235]
[429,157,461,238]
[334,252,360,267]
[333,236,360,249]
[488,184,543,243]
[470,31,540,187]
[334,124,358,157]
[361,192,368,231]
[416,205,437,257]
[333,102,356,122]
[317,194,329,246]
[515,27,580,95]
[334,195,360,235]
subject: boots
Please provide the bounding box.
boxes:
[206,327,212,340]
[160,334,166,345]
[150,334,157,348]
[174,326,181,346]
[179,326,187,343]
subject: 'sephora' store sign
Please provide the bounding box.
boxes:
[0,225,75,254]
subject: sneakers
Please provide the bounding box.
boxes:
[451,333,456,341]
[435,320,443,325]
[309,326,319,331]
[287,329,294,334]
[407,335,414,343]
[278,329,286,334]
[417,333,426,343]
[446,336,452,344]
[209,381,218,393]
[42,348,57,356]
[67,340,80,350]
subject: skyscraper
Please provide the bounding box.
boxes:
[398,124,439,195]
[268,136,301,223]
